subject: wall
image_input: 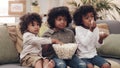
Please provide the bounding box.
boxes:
[26,0,65,15]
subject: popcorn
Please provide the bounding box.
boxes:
[52,43,78,59]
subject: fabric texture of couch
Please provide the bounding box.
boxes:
[0,20,120,68]
[95,20,120,68]
[0,25,29,68]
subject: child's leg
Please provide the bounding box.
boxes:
[21,54,43,68]
[67,55,86,68]
[101,63,111,68]
[81,58,94,68]
[91,56,111,68]
[52,58,67,68]
[87,63,94,68]
[35,59,43,68]
[43,58,55,68]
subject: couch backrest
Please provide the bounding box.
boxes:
[96,20,120,34]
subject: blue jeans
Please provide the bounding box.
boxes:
[52,55,86,68]
[82,55,111,67]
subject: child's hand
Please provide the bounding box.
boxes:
[52,39,63,44]
[100,32,108,39]
[99,32,109,44]
[90,20,96,32]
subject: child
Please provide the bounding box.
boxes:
[19,13,62,68]
[73,5,111,68]
[42,6,86,68]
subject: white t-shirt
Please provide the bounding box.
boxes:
[20,32,52,59]
[75,26,103,58]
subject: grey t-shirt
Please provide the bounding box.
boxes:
[42,28,75,58]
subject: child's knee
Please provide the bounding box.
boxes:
[56,61,66,68]
[101,63,111,68]
[78,62,86,68]
[87,63,94,68]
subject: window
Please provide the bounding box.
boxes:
[0,0,16,24]
[0,0,8,16]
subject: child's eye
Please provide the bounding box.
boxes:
[63,18,67,21]
[56,16,67,22]
[32,24,34,26]
[57,18,63,21]
[85,17,89,19]
[37,24,41,26]
[58,18,62,21]
[91,15,94,17]
[37,23,39,25]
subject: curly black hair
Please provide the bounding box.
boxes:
[19,13,42,34]
[47,6,72,29]
[73,4,97,26]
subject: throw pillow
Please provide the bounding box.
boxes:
[7,25,23,53]
[0,25,19,64]
[97,34,120,59]
[15,24,23,53]
[39,22,49,36]
[7,25,17,44]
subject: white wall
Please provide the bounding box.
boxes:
[26,0,65,15]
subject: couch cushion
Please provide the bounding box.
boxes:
[97,34,120,59]
[0,63,30,68]
[94,58,120,68]
[7,25,17,46]
[7,25,23,53]
[106,58,120,68]
[39,22,49,36]
[0,25,19,64]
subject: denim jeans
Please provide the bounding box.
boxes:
[52,55,86,68]
[82,55,111,67]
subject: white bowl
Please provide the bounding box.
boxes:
[52,43,78,59]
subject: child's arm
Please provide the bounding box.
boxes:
[95,27,108,48]
[99,32,108,44]
[29,37,62,45]
[51,39,63,44]
[23,32,62,46]
[89,19,96,32]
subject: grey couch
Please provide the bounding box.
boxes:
[0,25,30,68]
[95,20,120,68]
[96,20,120,34]
[0,20,120,68]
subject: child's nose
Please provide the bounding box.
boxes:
[35,26,39,29]
[61,19,66,23]
[89,17,94,22]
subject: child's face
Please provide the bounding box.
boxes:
[27,21,40,35]
[82,12,94,28]
[55,16,67,30]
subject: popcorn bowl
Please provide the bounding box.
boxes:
[52,43,78,59]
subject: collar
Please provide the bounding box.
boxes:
[47,28,67,34]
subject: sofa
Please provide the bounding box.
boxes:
[0,24,30,68]
[95,20,120,68]
[0,20,120,68]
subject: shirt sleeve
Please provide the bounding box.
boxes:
[23,32,52,46]
[95,27,104,48]
[75,26,94,46]
[69,29,76,43]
